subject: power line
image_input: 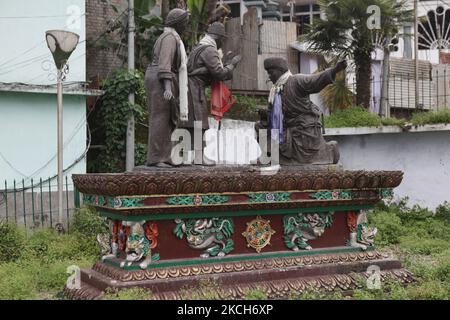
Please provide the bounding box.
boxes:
[0,13,87,69]
[0,39,88,75]
[0,13,131,184]
[0,14,78,19]
[0,9,126,79]
[17,9,128,82]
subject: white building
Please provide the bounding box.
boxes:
[0,0,99,188]
[222,0,450,114]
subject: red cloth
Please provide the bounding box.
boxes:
[210,81,235,121]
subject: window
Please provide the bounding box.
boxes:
[297,15,311,35]
[228,3,241,18]
[403,25,412,59]
[295,5,311,13]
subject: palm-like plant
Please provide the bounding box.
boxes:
[321,70,355,112]
[186,0,218,47]
[303,0,411,108]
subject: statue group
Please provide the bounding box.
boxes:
[146,8,348,168]
[68,9,410,299]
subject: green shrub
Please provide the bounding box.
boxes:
[71,206,108,238]
[0,223,26,263]
[433,252,450,282]
[323,106,409,128]
[381,117,406,126]
[409,219,450,240]
[369,210,405,246]
[0,262,38,300]
[395,205,434,223]
[399,236,449,255]
[435,202,450,220]
[225,94,264,122]
[25,229,60,263]
[93,69,147,173]
[324,106,382,128]
[24,228,99,264]
[35,258,92,293]
[411,109,450,126]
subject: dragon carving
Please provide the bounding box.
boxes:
[174,218,234,258]
[283,212,334,250]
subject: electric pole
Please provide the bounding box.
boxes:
[414,0,419,108]
[126,0,135,172]
[381,37,391,118]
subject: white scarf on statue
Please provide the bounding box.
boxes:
[199,34,224,68]
[164,27,188,121]
[268,70,292,104]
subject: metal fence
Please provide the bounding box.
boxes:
[349,68,450,113]
[0,176,78,231]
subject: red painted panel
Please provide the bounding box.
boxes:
[148,212,351,261]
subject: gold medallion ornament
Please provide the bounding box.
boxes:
[242,216,276,253]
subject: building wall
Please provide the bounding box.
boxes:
[0,0,86,84]
[85,0,127,81]
[0,92,86,187]
[328,129,450,210]
[0,0,87,187]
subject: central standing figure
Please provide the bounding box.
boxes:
[145,8,189,168]
[180,22,241,164]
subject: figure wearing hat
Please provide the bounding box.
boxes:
[181,22,242,164]
[145,8,189,168]
[258,57,347,165]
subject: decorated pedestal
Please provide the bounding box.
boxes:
[65,167,413,299]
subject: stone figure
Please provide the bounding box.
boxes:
[257,57,347,165]
[180,22,241,164]
[347,211,378,251]
[119,221,159,270]
[145,8,189,168]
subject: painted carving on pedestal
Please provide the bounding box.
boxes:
[242,216,276,253]
[347,211,378,250]
[97,220,117,261]
[174,218,234,258]
[97,220,159,269]
[120,221,160,269]
[283,212,334,251]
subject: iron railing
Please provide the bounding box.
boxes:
[0,176,79,231]
[348,70,450,113]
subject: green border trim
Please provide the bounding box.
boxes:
[97,204,374,221]
[82,188,391,210]
[103,246,374,271]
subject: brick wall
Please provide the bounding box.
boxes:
[86,0,128,82]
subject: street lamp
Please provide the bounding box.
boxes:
[45,30,79,232]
